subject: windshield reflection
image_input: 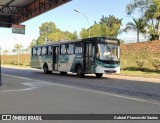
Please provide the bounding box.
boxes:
[96,43,119,61]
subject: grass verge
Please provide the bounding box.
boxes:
[2,64,31,69]
[121,70,160,78]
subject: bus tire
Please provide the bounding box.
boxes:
[60,72,67,75]
[76,65,84,78]
[43,64,52,74]
[95,73,103,78]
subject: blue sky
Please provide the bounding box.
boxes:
[0,0,142,50]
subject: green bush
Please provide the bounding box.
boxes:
[20,61,24,66]
[120,59,127,71]
[136,59,148,71]
[152,58,160,71]
[150,33,159,41]
[3,60,9,64]
[8,60,17,65]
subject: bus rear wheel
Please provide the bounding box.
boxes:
[43,64,52,74]
[95,73,103,78]
[76,65,84,78]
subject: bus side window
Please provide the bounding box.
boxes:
[37,47,42,56]
[42,47,47,56]
[48,46,53,55]
[61,44,66,54]
[75,43,82,54]
[33,48,37,56]
[67,44,74,54]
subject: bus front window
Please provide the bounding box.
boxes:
[97,43,119,61]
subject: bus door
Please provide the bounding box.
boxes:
[84,43,95,73]
[53,46,59,71]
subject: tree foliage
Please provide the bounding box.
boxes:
[80,28,89,38]
[3,49,9,55]
[13,44,23,52]
[37,22,78,45]
[13,44,23,66]
[124,18,147,42]
[80,15,122,38]
[29,39,37,48]
[126,0,151,15]
[126,0,160,40]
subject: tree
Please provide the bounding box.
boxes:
[37,22,78,43]
[124,18,147,42]
[153,0,160,37]
[29,39,37,48]
[80,15,122,38]
[13,44,23,66]
[126,0,160,39]
[37,22,60,44]
[144,0,160,40]
[126,0,151,15]
[90,22,101,37]
[37,35,46,45]
[3,49,9,55]
[48,31,64,41]
[99,15,122,37]
[63,31,78,41]
[80,28,89,38]
[72,31,78,40]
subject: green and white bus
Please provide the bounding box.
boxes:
[31,37,120,77]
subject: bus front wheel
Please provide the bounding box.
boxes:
[76,65,84,78]
[95,73,103,78]
[43,64,52,74]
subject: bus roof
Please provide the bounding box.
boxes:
[32,36,119,48]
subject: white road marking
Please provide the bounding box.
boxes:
[2,74,160,105]
[0,82,54,92]
[1,84,36,92]
[3,74,52,85]
[1,74,54,92]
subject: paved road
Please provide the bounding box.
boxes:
[1,67,160,123]
[0,74,160,123]
[1,67,160,101]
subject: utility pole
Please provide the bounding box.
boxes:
[74,9,90,38]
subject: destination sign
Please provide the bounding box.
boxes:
[105,39,118,44]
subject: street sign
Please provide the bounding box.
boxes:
[12,24,25,34]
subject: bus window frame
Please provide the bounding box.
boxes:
[32,47,37,56]
[42,46,48,56]
[67,43,75,55]
[48,46,53,56]
[75,42,83,54]
[60,44,67,55]
[37,47,42,56]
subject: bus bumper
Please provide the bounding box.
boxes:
[95,66,120,74]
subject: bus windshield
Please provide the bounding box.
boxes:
[96,43,119,61]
